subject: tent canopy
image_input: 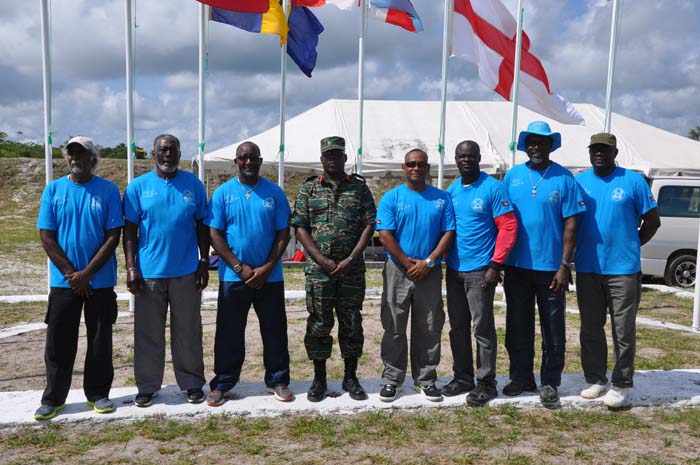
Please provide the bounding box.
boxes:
[202,99,700,178]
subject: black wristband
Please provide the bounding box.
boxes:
[487,261,503,271]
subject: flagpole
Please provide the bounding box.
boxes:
[125,0,135,183]
[278,0,290,188]
[603,0,622,132]
[124,0,136,313]
[198,2,208,183]
[437,0,453,189]
[40,0,52,293]
[509,0,524,170]
[356,0,368,175]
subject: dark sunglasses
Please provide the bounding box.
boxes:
[404,161,428,168]
[236,155,261,162]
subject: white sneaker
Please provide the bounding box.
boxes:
[580,383,607,399]
[602,386,631,408]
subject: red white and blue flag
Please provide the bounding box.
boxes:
[451,0,583,124]
[291,0,423,32]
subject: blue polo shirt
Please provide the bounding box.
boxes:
[123,170,208,279]
[447,172,514,272]
[504,161,585,272]
[37,175,124,288]
[207,177,291,282]
[575,167,656,274]
[376,184,455,264]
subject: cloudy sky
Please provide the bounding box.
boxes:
[0,0,698,159]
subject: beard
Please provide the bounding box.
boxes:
[157,162,178,174]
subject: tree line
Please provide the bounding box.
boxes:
[0,131,147,159]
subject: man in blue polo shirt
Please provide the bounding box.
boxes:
[575,133,660,408]
[376,149,455,403]
[34,136,124,420]
[503,121,585,409]
[444,140,517,407]
[123,134,209,407]
[206,141,292,406]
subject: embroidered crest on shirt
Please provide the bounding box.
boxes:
[434,199,445,210]
[549,190,561,204]
[472,198,484,212]
[611,188,625,202]
[264,198,275,210]
[183,190,194,202]
[90,196,103,211]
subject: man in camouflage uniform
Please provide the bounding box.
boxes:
[291,136,376,402]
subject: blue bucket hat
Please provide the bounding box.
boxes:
[516,121,561,152]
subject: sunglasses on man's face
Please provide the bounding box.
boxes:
[236,155,261,163]
[404,161,428,169]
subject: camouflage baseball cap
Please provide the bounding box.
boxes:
[588,133,617,147]
[320,136,345,154]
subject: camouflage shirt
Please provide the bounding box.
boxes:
[291,174,376,274]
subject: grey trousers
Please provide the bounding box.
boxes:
[380,259,445,387]
[576,272,641,388]
[134,273,205,394]
[446,267,497,386]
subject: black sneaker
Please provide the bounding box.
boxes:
[466,383,498,407]
[502,380,537,396]
[415,383,443,402]
[186,388,205,404]
[307,378,327,403]
[539,385,561,409]
[342,377,368,401]
[441,379,475,397]
[135,391,158,408]
[379,384,399,402]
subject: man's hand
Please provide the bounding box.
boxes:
[126,268,145,296]
[195,260,209,292]
[245,264,273,289]
[330,257,353,277]
[481,267,501,289]
[65,270,92,297]
[549,267,572,293]
[320,257,338,275]
[406,258,431,281]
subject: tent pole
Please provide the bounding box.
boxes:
[509,0,524,171]
[437,0,452,189]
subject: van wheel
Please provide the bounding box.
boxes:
[664,254,696,288]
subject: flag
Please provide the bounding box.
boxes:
[368,0,423,32]
[451,0,584,125]
[287,7,325,77]
[291,0,356,8]
[197,0,269,13]
[211,0,288,44]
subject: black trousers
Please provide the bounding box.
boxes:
[41,287,117,406]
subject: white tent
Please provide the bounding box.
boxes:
[202,99,700,178]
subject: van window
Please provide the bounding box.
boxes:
[657,185,700,218]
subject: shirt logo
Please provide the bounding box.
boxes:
[579,200,586,206]
[511,178,524,188]
[376,219,382,225]
[434,199,445,210]
[54,195,66,206]
[649,196,655,202]
[264,198,275,210]
[224,195,238,204]
[549,190,561,204]
[90,195,103,210]
[611,188,625,202]
[183,189,194,202]
[501,201,509,207]
[472,198,484,212]
[142,189,158,198]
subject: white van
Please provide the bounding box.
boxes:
[641,176,700,288]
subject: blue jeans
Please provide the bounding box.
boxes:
[504,266,566,387]
[209,281,290,392]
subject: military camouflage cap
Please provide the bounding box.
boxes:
[588,133,617,148]
[321,136,345,154]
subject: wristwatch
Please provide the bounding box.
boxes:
[560,260,573,270]
[233,263,243,274]
[425,257,436,268]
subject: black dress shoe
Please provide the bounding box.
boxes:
[341,377,368,401]
[307,379,327,402]
[441,378,475,397]
[502,380,538,396]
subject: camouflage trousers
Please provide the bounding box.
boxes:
[304,271,366,361]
